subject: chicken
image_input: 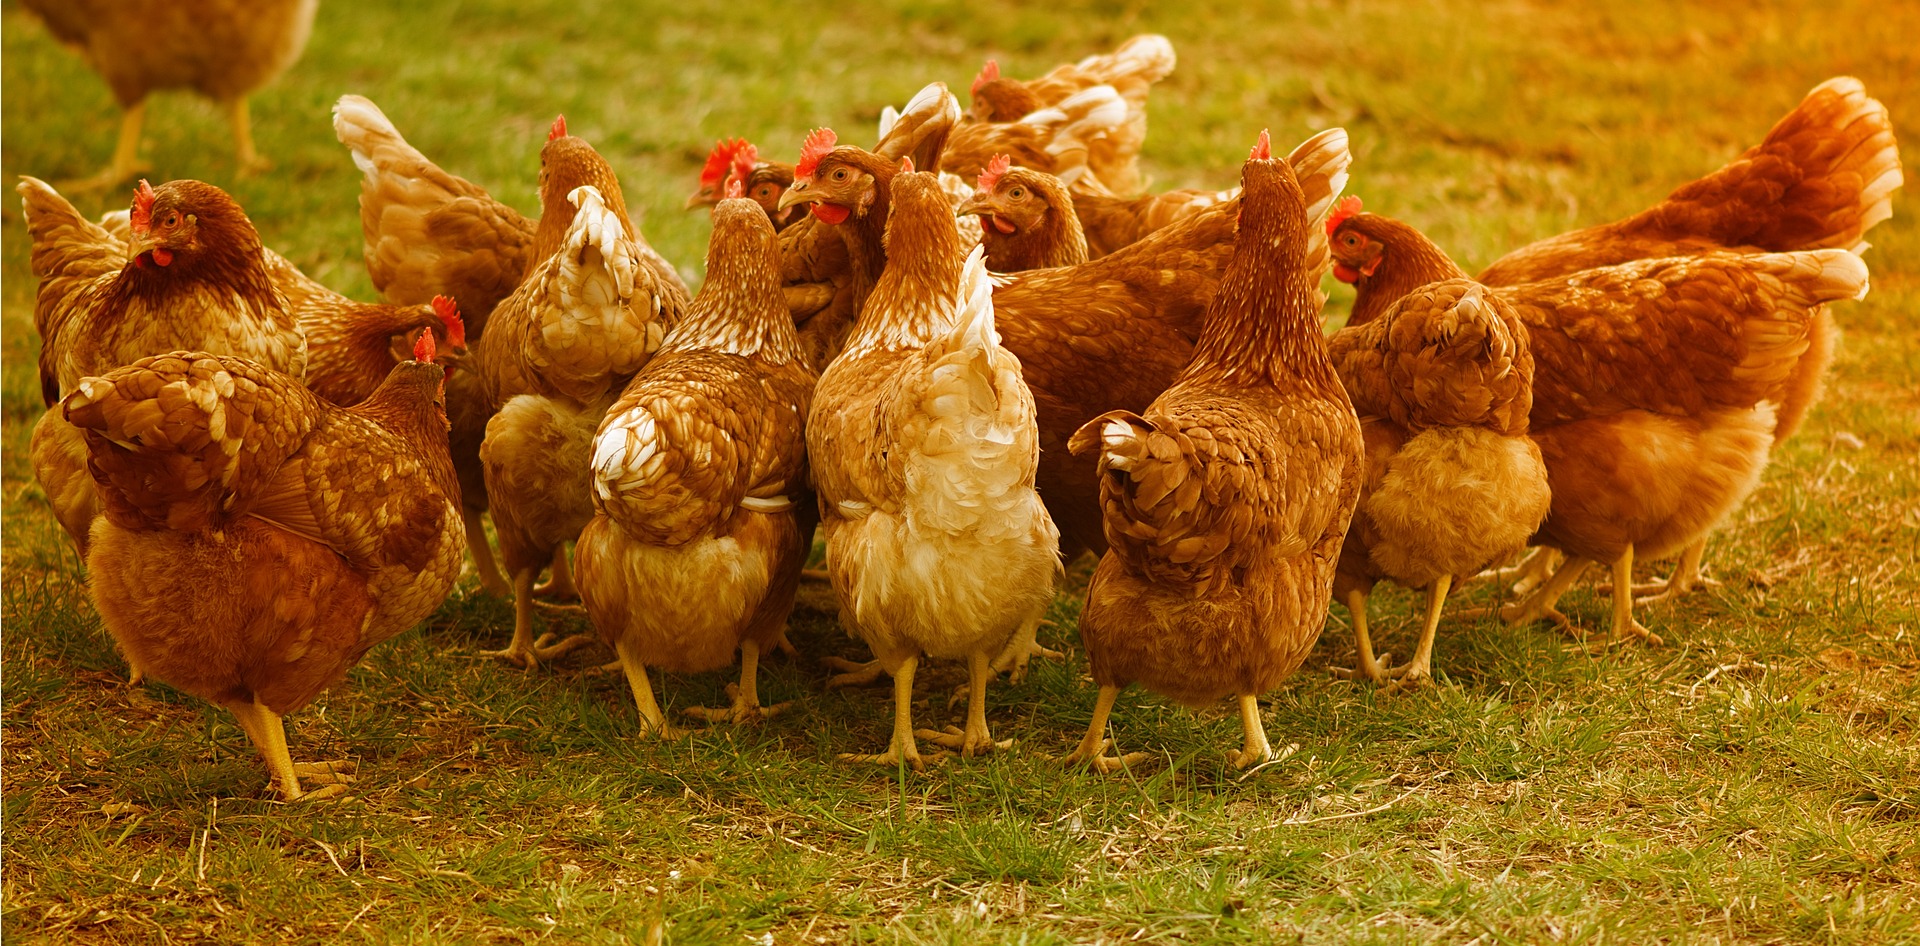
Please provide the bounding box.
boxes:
[1331,208,1871,644]
[332,94,536,341]
[1468,77,1901,599]
[23,176,308,562]
[20,0,317,191]
[942,84,1131,196]
[990,128,1351,563]
[965,35,1177,195]
[685,137,752,210]
[1063,131,1363,772]
[65,336,462,801]
[575,191,815,736]
[808,171,1059,769]
[1324,274,1549,691]
[476,125,689,668]
[730,143,800,231]
[955,155,1240,271]
[1475,77,1901,288]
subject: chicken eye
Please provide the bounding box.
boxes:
[831,168,849,182]
[1009,187,1025,200]
[756,185,776,199]
[1341,233,1360,248]
[164,213,179,228]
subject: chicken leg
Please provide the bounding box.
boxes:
[839,654,929,771]
[1330,589,1395,685]
[482,569,593,669]
[1458,555,1590,630]
[58,102,152,193]
[614,641,685,739]
[1060,685,1148,774]
[460,508,511,597]
[532,546,578,600]
[1383,575,1452,694]
[225,97,269,175]
[987,613,1065,684]
[1598,537,1719,606]
[1225,693,1274,770]
[1602,546,1664,645]
[918,651,1012,757]
[682,639,791,725]
[227,699,354,802]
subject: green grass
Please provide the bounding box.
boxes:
[4,0,1919,942]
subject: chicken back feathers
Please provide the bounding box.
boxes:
[809,173,1059,664]
[576,197,816,674]
[1069,136,1363,706]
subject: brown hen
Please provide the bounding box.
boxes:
[66,339,462,801]
[1065,132,1364,772]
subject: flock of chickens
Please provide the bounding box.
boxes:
[17,32,1904,801]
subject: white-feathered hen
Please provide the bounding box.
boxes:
[807,170,1060,769]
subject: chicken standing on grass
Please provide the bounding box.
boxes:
[23,176,309,630]
[68,335,463,802]
[1332,208,1871,646]
[574,189,816,737]
[806,170,1060,770]
[475,119,689,669]
[1064,132,1363,772]
[20,0,318,191]
[1323,201,1551,691]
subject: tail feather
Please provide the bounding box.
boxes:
[875,82,962,171]
[19,176,125,406]
[1022,85,1129,194]
[1285,128,1354,294]
[1076,34,1177,107]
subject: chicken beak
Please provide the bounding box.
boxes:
[126,230,155,263]
[953,193,992,217]
[777,182,817,212]
[683,189,713,211]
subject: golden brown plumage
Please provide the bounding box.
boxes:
[1334,211,1871,644]
[66,346,462,801]
[807,172,1060,769]
[991,128,1352,563]
[574,196,816,736]
[1326,282,1549,690]
[964,35,1177,196]
[942,85,1131,196]
[955,162,1090,272]
[22,0,317,190]
[1064,133,1364,772]
[21,176,306,568]
[476,132,690,669]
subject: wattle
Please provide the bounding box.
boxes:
[1332,263,1360,284]
[811,203,851,225]
[989,215,1016,235]
[151,248,174,267]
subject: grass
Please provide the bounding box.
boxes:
[3,0,1919,942]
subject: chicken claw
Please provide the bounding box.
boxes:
[1060,738,1150,774]
[682,642,789,725]
[917,725,1013,756]
[823,656,887,688]
[1224,694,1275,770]
[840,655,941,771]
[1329,589,1393,685]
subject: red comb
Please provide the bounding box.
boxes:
[729,142,759,187]
[431,295,465,349]
[700,137,746,187]
[977,154,1011,193]
[972,59,1000,96]
[795,128,837,181]
[900,156,914,174]
[413,327,437,364]
[1250,129,1271,162]
[549,115,568,142]
[726,178,744,200]
[1325,195,1364,235]
[129,179,157,234]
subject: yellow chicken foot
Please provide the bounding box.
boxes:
[1458,556,1590,631]
[1059,685,1147,774]
[1602,547,1665,645]
[531,546,578,600]
[823,655,887,688]
[228,699,352,802]
[1597,537,1719,606]
[918,652,1010,757]
[1329,589,1394,685]
[483,570,591,668]
[683,641,791,725]
[988,614,1065,684]
[226,98,270,175]
[1475,547,1562,596]
[1224,694,1274,770]
[460,508,511,597]
[615,642,687,739]
[1383,576,1452,695]
[839,655,931,771]
[57,102,152,193]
